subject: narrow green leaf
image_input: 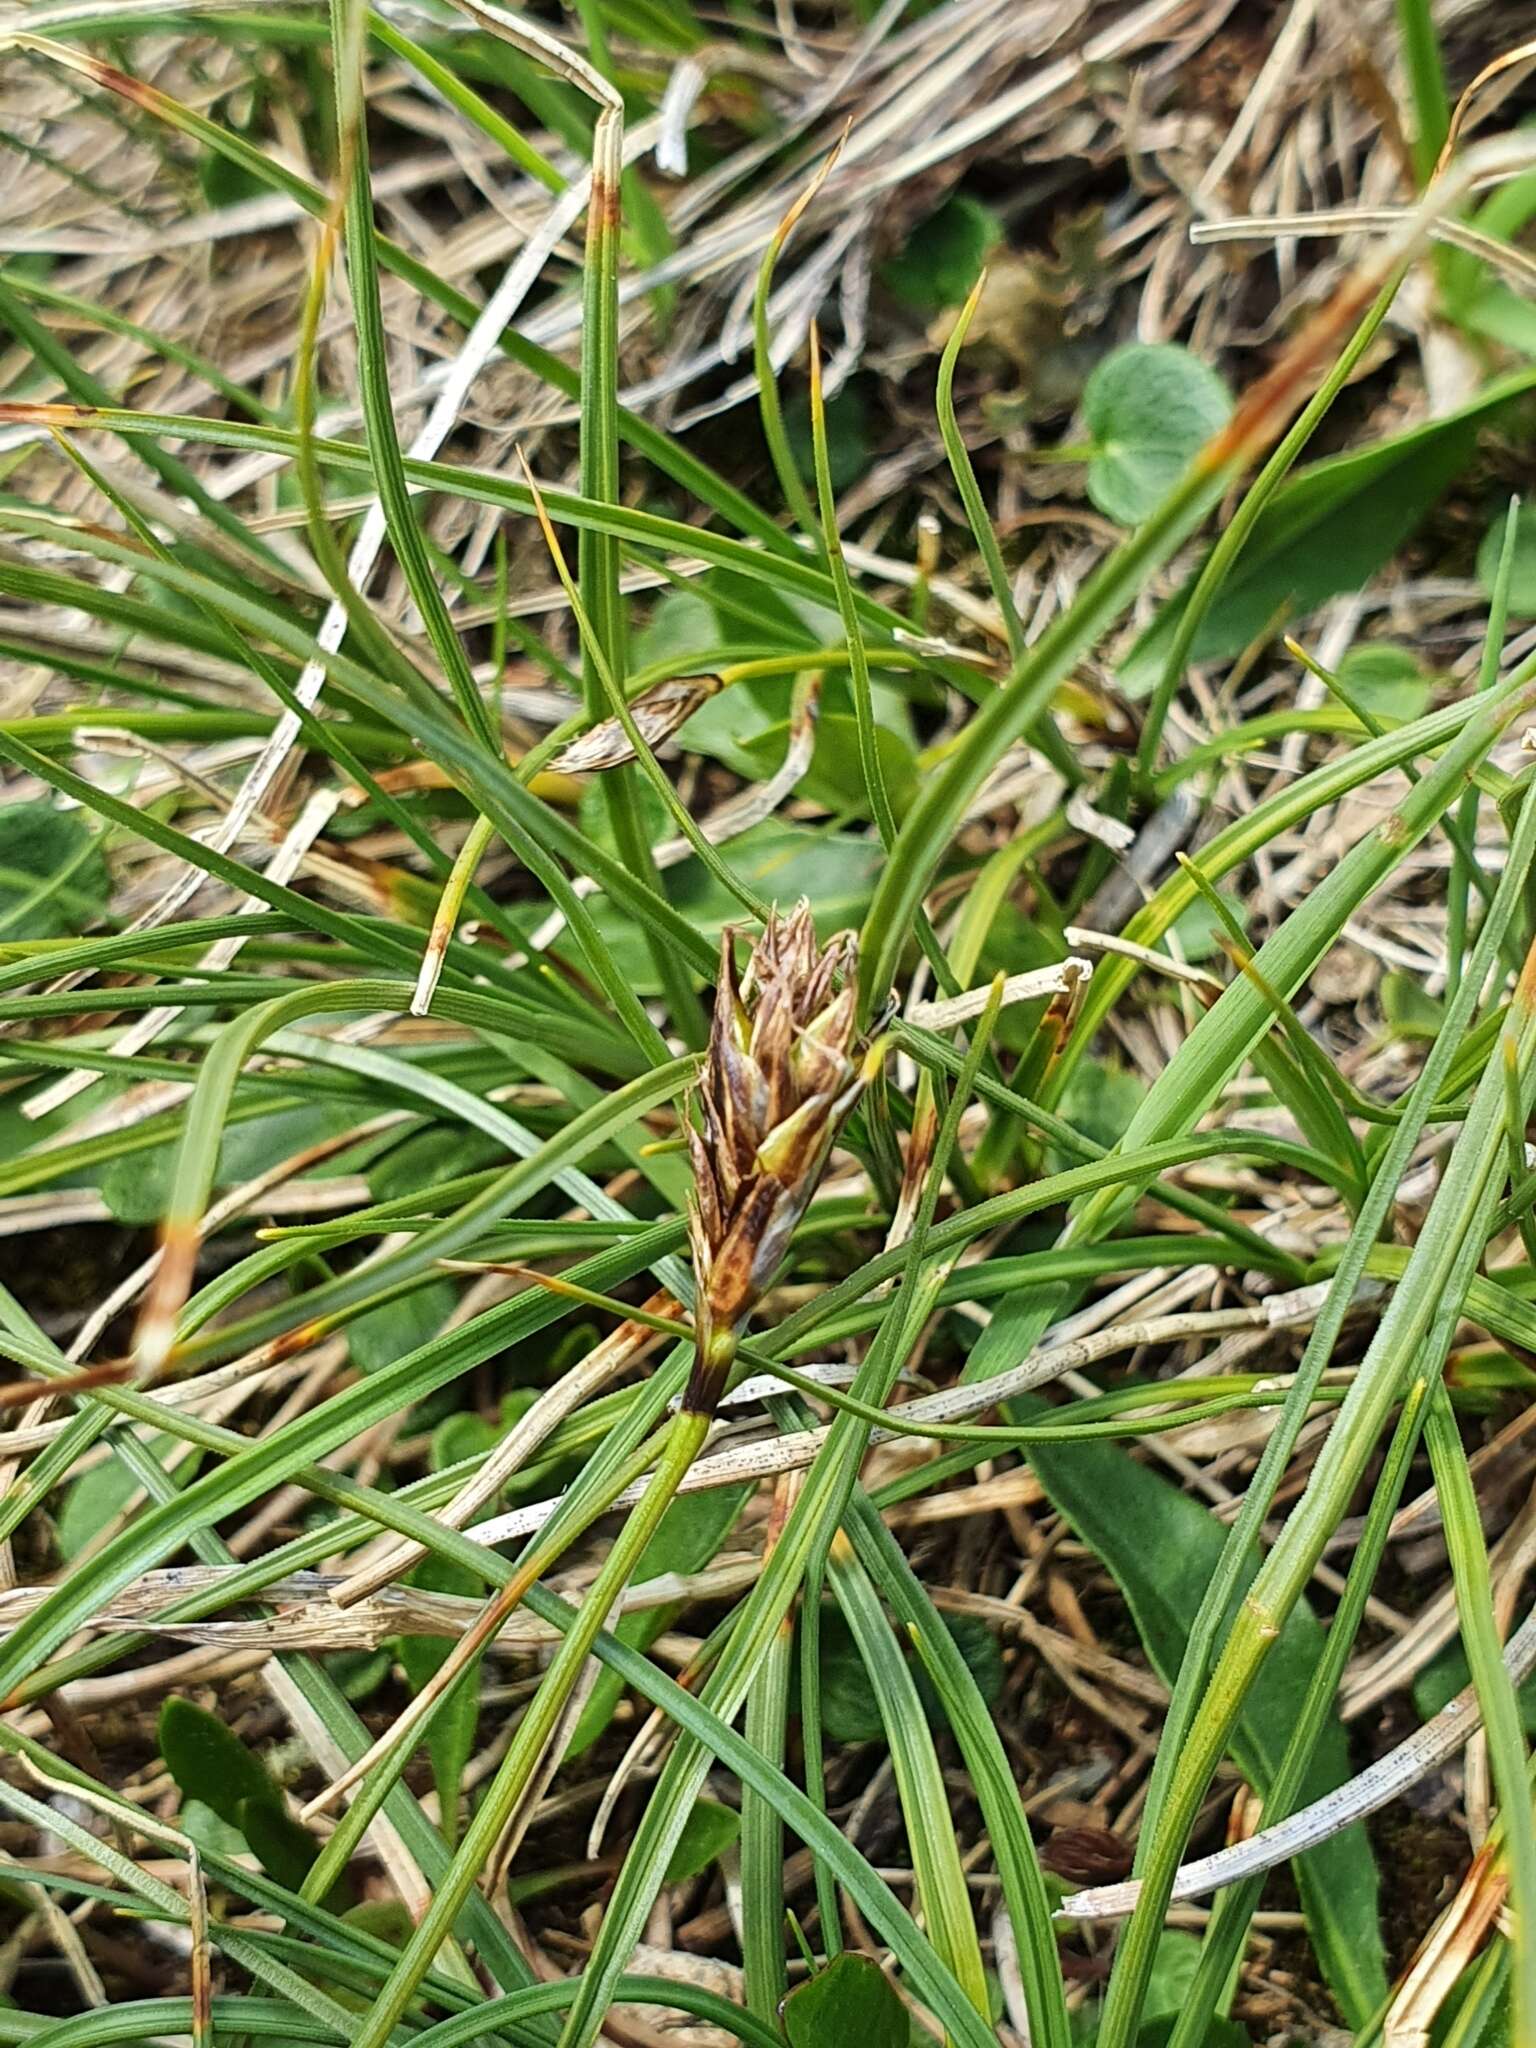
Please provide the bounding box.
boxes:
[1006,1396,1387,2021]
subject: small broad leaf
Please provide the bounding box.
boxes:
[0,801,110,942]
[781,1953,908,2048]
[1415,1634,1536,1735]
[101,1100,366,1226]
[813,1608,1002,1744]
[198,106,270,209]
[56,1451,155,1562]
[1082,343,1231,525]
[912,1613,1003,1727]
[349,1280,457,1377]
[159,1697,284,1835]
[1144,1929,1202,2018]
[590,823,882,994]
[662,1797,740,1885]
[1334,644,1433,723]
[430,1410,501,1473]
[674,676,780,779]
[881,193,1002,314]
[1381,970,1445,1043]
[737,712,918,822]
[236,1795,322,1894]
[1119,370,1536,694]
[632,589,717,671]
[178,1799,247,1858]
[429,1389,540,1493]
[326,1648,391,1702]
[1167,890,1247,966]
[365,1124,503,1204]
[1047,1059,1146,1174]
[342,1900,415,1948]
[681,666,912,785]
[976,906,1070,1054]
[162,1701,342,1906]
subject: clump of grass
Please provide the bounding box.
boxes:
[0,6,1534,2048]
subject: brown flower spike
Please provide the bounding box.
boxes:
[685,904,865,1415]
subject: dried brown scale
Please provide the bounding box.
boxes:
[685,902,867,1415]
[548,674,723,775]
[1040,1826,1135,1887]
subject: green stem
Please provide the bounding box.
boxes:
[1449,499,1518,995]
[297,1413,678,1909]
[1134,266,1404,788]
[1396,0,1451,184]
[350,1408,712,2048]
[1425,1381,1536,2041]
[1167,1379,1428,2048]
[740,1616,794,2018]
[1097,931,1536,2048]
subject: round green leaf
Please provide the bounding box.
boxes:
[662,1797,740,1885]
[781,1954,908,2048]
[880,194,1002,315]
[1335,643,1433,722]
[1082,342,1231,525]
[0,800,110,940]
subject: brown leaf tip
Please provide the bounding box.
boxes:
[0,401,98,425]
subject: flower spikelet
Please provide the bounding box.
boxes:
[685,903,864,1413]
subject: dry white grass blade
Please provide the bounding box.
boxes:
[0,1561,763,1650]
[1063,924,1224,990]
[1058,1605,1536,1923]
[1065,791,1137,853]
[1190,202,1536,296]
[906,959,1092,1029]
[655,55,709,176]
[465,1296,1325,1546]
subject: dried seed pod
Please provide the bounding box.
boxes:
[1039,1826,1135,1886]
[685,903,865,1414]
[549,674,722,775]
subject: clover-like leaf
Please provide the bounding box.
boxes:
[1082,342,1230,525]
[781,1953,907,2048]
